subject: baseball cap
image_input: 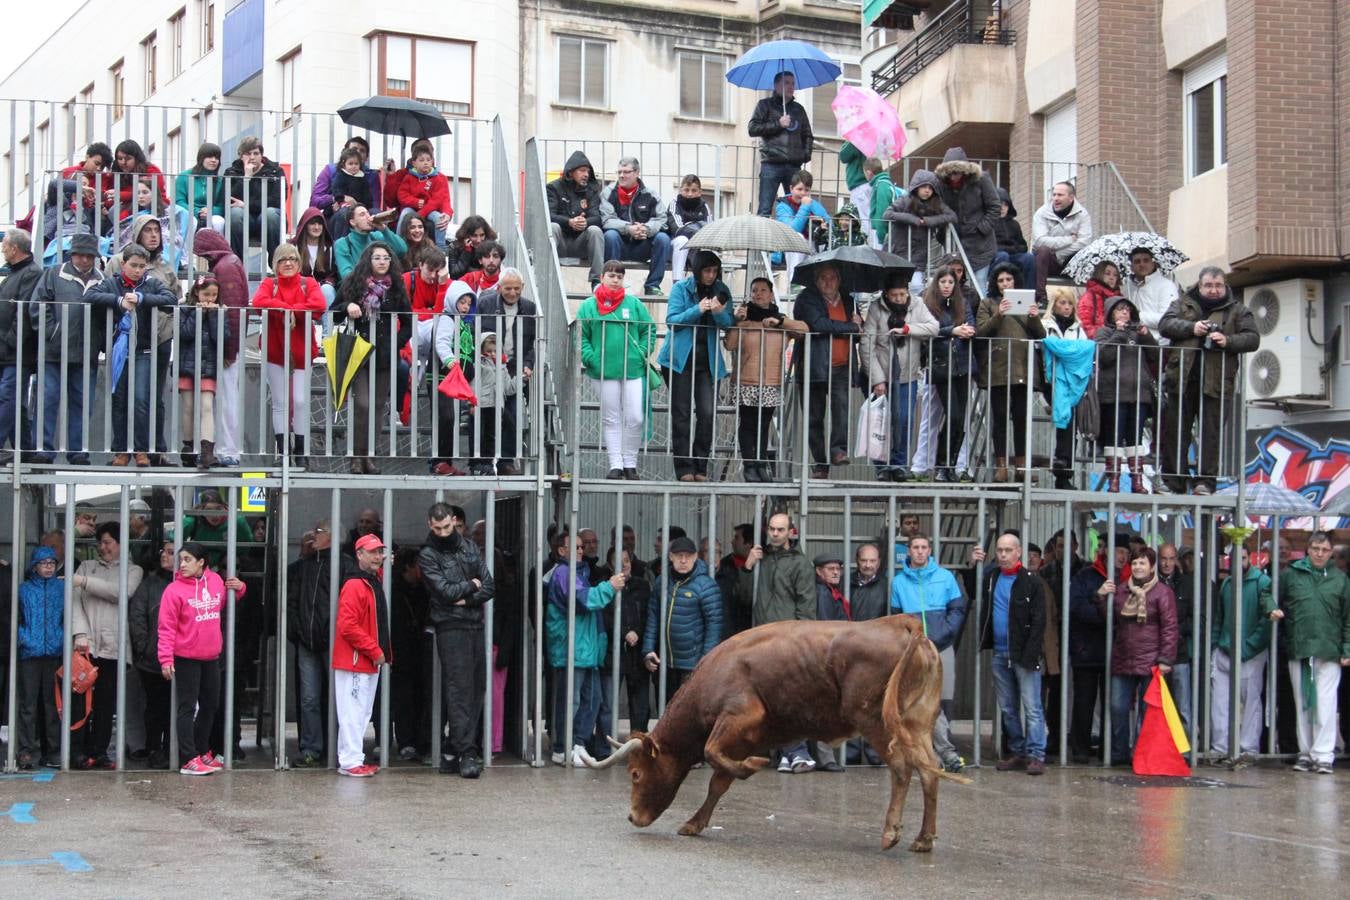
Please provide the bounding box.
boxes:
[355,534,386,553]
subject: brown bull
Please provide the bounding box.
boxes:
[584,614,967,852]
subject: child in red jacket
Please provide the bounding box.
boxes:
[333,534,392,776]
[396,147,453,249]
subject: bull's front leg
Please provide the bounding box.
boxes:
[679,770,733,836]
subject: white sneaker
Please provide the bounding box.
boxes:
[777,756,791,773]
[550,750,567,766]
[570,745,590,767]
[790,754,816,774]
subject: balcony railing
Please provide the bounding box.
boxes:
[871,1,1016,96]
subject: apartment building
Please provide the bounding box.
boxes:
[863,0,1350,492]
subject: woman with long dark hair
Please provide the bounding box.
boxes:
[106,139,169,224]
[447,215,497,280]
[398,213,435,272]
[333,242,413,474]
[174,142,226,235]
[292,207,339,306]
[975,262,1044,481]
[914,266,976,482]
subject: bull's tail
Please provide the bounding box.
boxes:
[882,632,968,784]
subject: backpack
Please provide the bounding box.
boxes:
[55,649,99,732]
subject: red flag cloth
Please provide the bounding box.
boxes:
[438,361,478,406]
[1132,667,1191,777]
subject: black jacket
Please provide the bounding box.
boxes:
[715,554,755,637]
[446,240,481,280]
[1161,570,1196,664]
[793,287,858,384]
[127,567,172,673]
[474,291,538,375]
[546,151,602,231]
[747,95,814,165]
[0,256,42,366]
[1068,563,1110,668]
[88,270,178,354]
[224,156,286,215]
[618,573,652,677]
[330,278,412,366]
[177,307,231,379]
[979,566,1047,671]
[29,261,105,365]
[419,531,494,629]
[993,189,1027,255]
[849,573,890,622]
[287,552,354,652]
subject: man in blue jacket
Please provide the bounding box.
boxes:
[644,536,722,702]
[891,532,968,772]
[16,546,64,769]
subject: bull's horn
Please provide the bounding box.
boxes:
[584,737,642,769]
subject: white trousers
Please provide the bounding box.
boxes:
[849,184,876,246]
[216,359,241,458]
[784,252,805,286]
[266,362,310,437]
[913,384,969,475]
[1289,658,1342,765]
[593,377,644,470]
[671,236,692,283]
[1209,648,1266,756]
[335,669,379,770]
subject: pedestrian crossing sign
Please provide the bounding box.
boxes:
[241,473,267,513]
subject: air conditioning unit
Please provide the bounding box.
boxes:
[1244,279,1325,400]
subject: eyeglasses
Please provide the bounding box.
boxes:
[314,527,329,534]
[371,254,392,262]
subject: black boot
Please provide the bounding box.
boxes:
[291,435,307,469]
[197,440,215,471]
[274,433,287,463]
[181,442,197,469]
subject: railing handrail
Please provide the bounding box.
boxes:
[870,1,1016,96]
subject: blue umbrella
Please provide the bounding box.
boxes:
[726,40,842,92]
[110,311,134,389]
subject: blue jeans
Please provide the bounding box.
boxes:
[990,653,1046,760]
[38,362,92,461]
[1166,662,1192,734]
[603,230,671,291]
[992,250,1036,292]
[227,207,284,260]
[551,666,602,753]
[425,210,449,249]
[1109,674,1149,764]
[757,161,798,216]
[887,379,920,468]
[0,365,34,452]
[111,344,171,453]
[295,643,328,759]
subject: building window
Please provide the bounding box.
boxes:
[556,36,608,108]
[36,122,50,176]
[810,62,860,137]
[80,83,95,145]
[198,0,215,57]
[280,49,301,127]
[110,60,125,122]
[169,9,186,79]
[143,32,158,97]
[678,51,727,120]
[65,98,78,160]
[19,138,30,187]
[369,33,474,117]
[1184,53,1227,180]
[166,127,182,171]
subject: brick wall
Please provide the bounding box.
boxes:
[1006,0,1041,231]
[1074,0,1174,231]
[1227,0,1342,265]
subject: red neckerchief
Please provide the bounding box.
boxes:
[120,274,139,291]
[730,553,748,571]
[1000,563,1023,576]
[782,195,803,212]
[835,584,852,620]
[616,183,638,207]
[594,283,625,316]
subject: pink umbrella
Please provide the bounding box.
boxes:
[831,85,907,161]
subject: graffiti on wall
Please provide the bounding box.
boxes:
[1244,426,1350,529]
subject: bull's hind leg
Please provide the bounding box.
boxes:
[869,727,913,851]
[678,770,733,836]
[907,757,940,853]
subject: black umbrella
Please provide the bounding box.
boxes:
[791,244,914,293]
[337,96,452,139]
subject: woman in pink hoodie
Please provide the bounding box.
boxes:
[157,541,246,775]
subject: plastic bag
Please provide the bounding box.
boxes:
[853,394,889,463]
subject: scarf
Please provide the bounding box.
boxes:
[1053,203,1071,219]
[594,283,626,316]
[616,183,638,208]
[696,278,721,301]
[676,195,707,218]
[781,195,803,213]
[1000,563,1022,576]
[362,275,391,314]
[730,553,748,571]
[1123,573,1157,623]
[745,301,781,322]
[1053,312,1076,334]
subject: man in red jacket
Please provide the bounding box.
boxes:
[333,533,392,776]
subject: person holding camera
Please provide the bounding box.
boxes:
[1158,267,1259,495]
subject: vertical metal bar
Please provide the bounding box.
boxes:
[656,492,672,715]
[223,483,239,768]
[380,490,393,769]
[483,493,497,767]
[971,495,985,767]
[116,486,130,770]
[4,481,23,773]
[274,481,290,769]
[609,491,623,743]
[1059,499,1072,765]
[1266,518,1281,755]
[61,492,75,769]
[1102,510,1116,768]
[328,488,340,768]
[169,485,182,767]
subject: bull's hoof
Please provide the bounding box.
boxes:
[678,820,706,837]
[881,829,902,851]
[909,834,935,853]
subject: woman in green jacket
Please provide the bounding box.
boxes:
[578,261,655,480]
[175,143,227,235]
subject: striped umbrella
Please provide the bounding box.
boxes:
[684,214,812,254]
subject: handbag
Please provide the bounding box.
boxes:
[853,394,889,463]
[1074,382,1100,438]
[55,649,99,732]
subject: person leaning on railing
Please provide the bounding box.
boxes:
[1039,290,1089,489]
[883,170,956,293]
[793,261,862,480]
[192,229,249,467]
[975,263,1044,483]
[252,244,326,469]
[724,277,806,483]
[1093,295,1158,493]
[912,265,975,483]
[1157,267,1259,496]
[859,271,938,482]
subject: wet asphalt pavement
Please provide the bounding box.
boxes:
[0,760,1344,897]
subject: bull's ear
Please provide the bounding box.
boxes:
[640,733,661,758]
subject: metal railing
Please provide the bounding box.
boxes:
[870,1,1016,96]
